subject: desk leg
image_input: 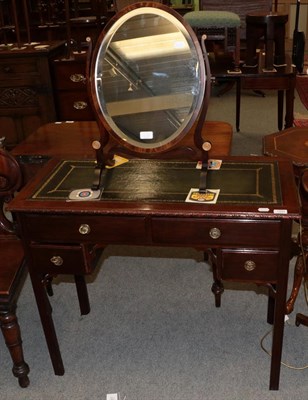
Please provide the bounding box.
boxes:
[30,272,64,376]
[236,78,241,132]
[284,82,295,128]
[278,90,284,131]
[269,220,292,390]
[74,275,90,315]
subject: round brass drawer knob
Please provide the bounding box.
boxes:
[70,73,85,83]
[50,256,63,266]
[209,227,221,239]
[79,224,91,235]
[73,101,87,110]
[244,260,256,272]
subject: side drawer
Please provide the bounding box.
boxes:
[151,218,281,248]
[23,214,149,244]
[217,249,279,283]
[29,243,101,275]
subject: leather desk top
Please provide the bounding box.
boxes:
[31,159,282,205]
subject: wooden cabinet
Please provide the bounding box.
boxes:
[51,54,95,121]
[0,42,65,149]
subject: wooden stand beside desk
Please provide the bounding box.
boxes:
[210,55,296,132]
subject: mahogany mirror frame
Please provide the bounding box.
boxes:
[88,2,210,162]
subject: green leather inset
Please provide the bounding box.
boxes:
[32,159,282,205]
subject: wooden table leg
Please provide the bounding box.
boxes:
[284,75,295,128]
[269,220,293,390]
[236,78,241,132]
[278,90,284,131]
[29,272,64,376]
[74,275,90,315]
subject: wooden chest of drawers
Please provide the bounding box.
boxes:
[52,53,94,121]
[0,42,65,148]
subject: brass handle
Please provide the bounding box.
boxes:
[209,227,221,239]
[244,260,256,272]
[73,101,87,110]
[79,224,91,235]
[70,73,85,83]
[50,256,63,266]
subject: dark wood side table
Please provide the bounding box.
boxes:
[263,127,308,321]
[210,55,296,132]
[8,154,300,390]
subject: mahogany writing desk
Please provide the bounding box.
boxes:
[8,155,300,390]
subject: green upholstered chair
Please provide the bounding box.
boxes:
[184,7,241,72]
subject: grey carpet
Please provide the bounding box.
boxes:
[0,88,307,400]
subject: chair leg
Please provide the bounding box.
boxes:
[0,308,30,388]
[296,313,308,327]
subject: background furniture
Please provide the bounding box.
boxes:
[245,0,288,70]
[0,42,65,149]
[210,53,295,131]
[295,169,308,327]
[0,145,29,388]
[184,4,241,72]
[196,0,273,40]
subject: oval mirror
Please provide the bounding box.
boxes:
[90,3,206,154]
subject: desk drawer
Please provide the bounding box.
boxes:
[151,218,281,247]
[24,214,148,244]
[217,249,279,283]
[29,243,100,274]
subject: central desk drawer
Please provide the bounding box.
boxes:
[24,214,148,244]
[29,243,100,275]
[151,218,281,247]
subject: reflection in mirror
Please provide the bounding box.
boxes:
[92,5,206,151]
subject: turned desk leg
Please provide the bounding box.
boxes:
[0,309,30,388]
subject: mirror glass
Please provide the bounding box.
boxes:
[93,5,206,151]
